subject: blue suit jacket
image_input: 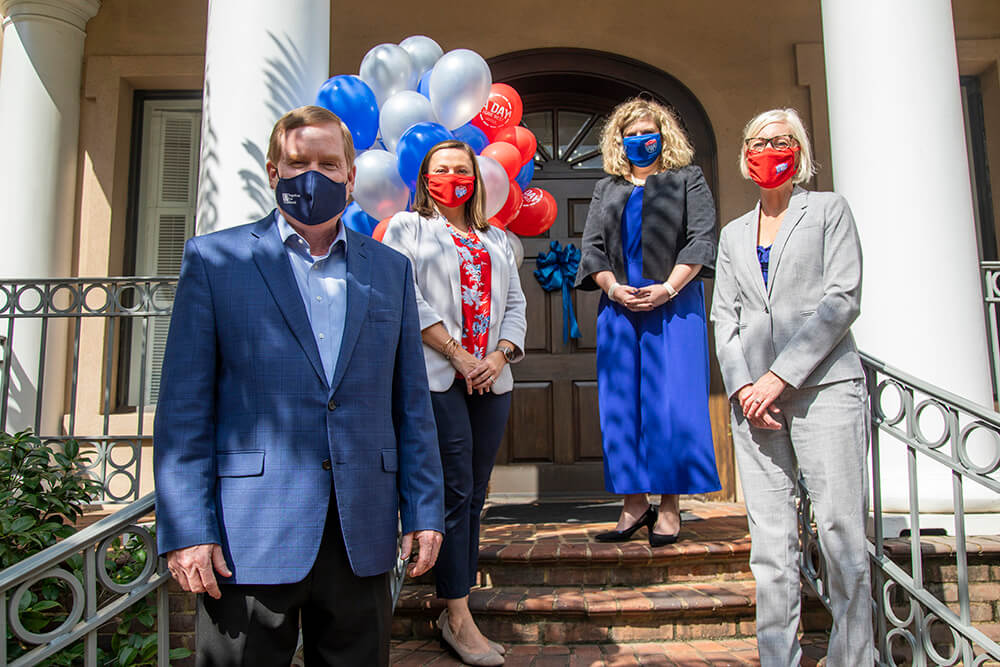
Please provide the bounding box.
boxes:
[153,213,444,583]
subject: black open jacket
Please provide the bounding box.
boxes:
[574,164,718,290]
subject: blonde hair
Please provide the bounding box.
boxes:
[412,140,489,230]
[738,108,816,184]
[267,105,356,168]
[599,98,694,177]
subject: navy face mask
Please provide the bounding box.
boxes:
[274,170,348,226]
[623,133,662,168]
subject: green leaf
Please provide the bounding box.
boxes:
[169,648,193,659]
[29,599,62,611]
[137,609,155,628]
[10,515,36,533]
[118,645,138,665]
[64,440,79,459]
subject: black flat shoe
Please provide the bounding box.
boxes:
[595,505,656,542]
[649,517,682,547]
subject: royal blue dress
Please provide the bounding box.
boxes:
[595,186,721,495]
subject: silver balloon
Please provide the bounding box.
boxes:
[380,91,438,153]
[359,43,418,108]
[477,155,509,219]
[353,150,411,220]
[399,35,443,77]
[428,49,492,130]
[506,230,525,268]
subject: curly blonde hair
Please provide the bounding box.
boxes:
[599,98,694,177]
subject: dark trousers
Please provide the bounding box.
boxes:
[430,380,512,599]
[195,500,391,667]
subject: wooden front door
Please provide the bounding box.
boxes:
[488,51,737,501]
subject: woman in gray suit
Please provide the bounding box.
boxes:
[710,108,872,667]
[383,140,526,666]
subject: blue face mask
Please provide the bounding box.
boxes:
[623,133,662,168]
[274,170,348,226]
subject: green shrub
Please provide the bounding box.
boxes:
[1,430,190,665]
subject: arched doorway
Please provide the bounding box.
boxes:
[487,49,736,501]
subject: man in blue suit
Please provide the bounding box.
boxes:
[153,106,444,666]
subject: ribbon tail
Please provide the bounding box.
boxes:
[561,282,581,342]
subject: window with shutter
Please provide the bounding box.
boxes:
[127,99,202,407]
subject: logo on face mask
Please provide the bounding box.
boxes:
[644,138,658,154]
[455,185,468,198]
[775,163,788,174]
[281,193,300,205]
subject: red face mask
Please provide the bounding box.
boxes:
[425,173,475,208]
[746,147,799,189]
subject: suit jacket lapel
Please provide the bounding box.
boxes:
[251,214,327,386]
[765,187,808,298]
[741,204,769,304]
[330,230,371,393]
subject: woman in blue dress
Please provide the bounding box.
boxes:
[576,98,720,546]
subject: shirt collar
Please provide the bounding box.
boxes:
[275,209,347,260]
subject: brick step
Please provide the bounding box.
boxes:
[393,581,760,644]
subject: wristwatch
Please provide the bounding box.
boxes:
[500,345,516,363]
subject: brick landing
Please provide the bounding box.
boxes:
[390,635,830,666]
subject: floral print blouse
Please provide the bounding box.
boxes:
[446,224,492,361]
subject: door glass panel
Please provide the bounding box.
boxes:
[567,117,604,162]
[522,111,553,160]
[573,154,604,170]
[557,111,592,159]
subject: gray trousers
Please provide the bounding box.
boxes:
[732,378,873,667]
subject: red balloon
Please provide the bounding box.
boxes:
[494,181,523,226]
[507,187,557,236]
[489,216,506,231]
[475,83,523,134]
[493,126,537,166]
[481,141,521,180]
[372,217,391,243]
[469,115,498,142]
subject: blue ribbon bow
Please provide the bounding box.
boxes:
[533,240,582,342]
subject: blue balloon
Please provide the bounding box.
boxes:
[514,158,535,189]
[453,122,489,154]
[396,122,454,190]
[341,201,378,236]
[417,70,432,98]
[315,75,379,151]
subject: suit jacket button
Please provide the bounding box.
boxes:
[321,459,332,470]
[328,399,337,411]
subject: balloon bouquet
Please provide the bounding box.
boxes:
[315,36,558,268]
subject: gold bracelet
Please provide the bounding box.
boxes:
[443,337,459,360]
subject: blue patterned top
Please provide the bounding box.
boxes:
[757,245,772,287]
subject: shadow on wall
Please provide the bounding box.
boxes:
[2,346,37,434]
[198,31,320,232]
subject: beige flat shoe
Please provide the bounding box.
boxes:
[486,639,506,655]
[437,609,504,666]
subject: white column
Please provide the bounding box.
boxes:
[0,0,100,433]
[822,0,999,530]
[196,0,330,234]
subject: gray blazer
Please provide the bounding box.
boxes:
[575,165,718,289]
[382,211,527,394]
[710,187,864,398]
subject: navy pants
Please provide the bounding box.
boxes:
[430,380,512,599]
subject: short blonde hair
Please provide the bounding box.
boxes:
[738,108,815,184]
[599,98,694,177]
[267,105,356,168]
[412,140,488,230]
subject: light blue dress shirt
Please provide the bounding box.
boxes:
[275,211,348,386]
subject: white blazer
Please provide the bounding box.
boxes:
[382,211,527,394]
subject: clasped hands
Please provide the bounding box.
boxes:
[167,530,443,599]
[736,371,788,430]
[450,348,506,395]
[610,283,673,311]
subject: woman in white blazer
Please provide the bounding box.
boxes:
[710,108,872,667]
[383,140,526,666]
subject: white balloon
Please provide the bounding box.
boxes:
[428,49,492,130]
[359,43,418,108]
[399,35,443,77]
[477,155,509,219]
[353,150,410,220]
[506,230,525,268]
[379,91,438,153]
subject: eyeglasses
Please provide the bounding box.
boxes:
[744,135,797,153]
